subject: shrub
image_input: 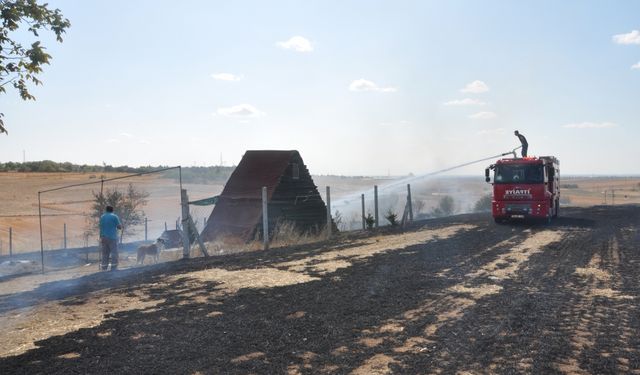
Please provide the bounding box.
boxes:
[385,210,398,226]
[365,213,375,230]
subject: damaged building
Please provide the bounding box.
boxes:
[201,150,334,242]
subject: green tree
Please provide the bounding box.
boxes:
[384,209,398,226]
[0,0,71,134]
[89,183,150,242]
[365,213,375,230]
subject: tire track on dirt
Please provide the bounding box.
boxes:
[556,219,640,374]
[349,228,564,374]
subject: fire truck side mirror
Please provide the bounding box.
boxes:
[484,168,491,183]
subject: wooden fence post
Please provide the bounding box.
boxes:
[181,189,190,258]
[187,216,209,257]
[262,186,269,250]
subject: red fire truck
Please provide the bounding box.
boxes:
[485,156,560,223]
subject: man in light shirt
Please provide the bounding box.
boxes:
[99,205,122,271]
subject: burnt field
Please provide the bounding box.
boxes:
[1,205,640,374]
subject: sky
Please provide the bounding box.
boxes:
[1,0,639,176]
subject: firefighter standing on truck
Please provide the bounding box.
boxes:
[514,130,528,157]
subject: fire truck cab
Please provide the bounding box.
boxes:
[485,156,560,223]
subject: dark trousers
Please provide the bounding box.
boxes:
[101,237,119,270]
[521,145,528,157]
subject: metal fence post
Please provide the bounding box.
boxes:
[38,191,44,274]
[262,186,269,250]
[612,189,615,205]
[361,194,366,230]
[145,217,148,241]
[407,184,413,222]
[9,227,12,259]
[63,223,67,249]
[326,186,332,238]
[374,185,379,228]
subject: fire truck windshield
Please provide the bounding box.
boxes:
[494,164,543,184]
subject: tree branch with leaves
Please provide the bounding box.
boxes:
[0,0,70,134]
[88,184,150,242]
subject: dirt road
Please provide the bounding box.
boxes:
[1,205,639,374]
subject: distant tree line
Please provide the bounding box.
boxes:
[0,160,159,173]
[0,161,235,183]
[161,166,234,183]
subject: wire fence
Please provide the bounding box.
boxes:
[4,162,639,278]
[1,168,186,273]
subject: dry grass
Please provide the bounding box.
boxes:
[2,172,639,255]
[198,221,330,258]
[270,221,328,247]
[0,172,223,254]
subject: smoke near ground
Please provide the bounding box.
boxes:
[327,175,492,230]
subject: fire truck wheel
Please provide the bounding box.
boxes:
[553,199,559,218]
[494,218,505,224]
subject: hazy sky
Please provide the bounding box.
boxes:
[1,1,639,175]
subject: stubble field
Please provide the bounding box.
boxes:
[0,204,639,374]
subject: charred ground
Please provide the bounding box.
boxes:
[1,205,639,374]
